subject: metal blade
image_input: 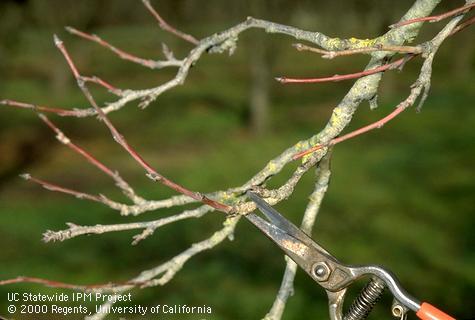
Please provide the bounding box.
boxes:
[245,213,310,262]
[246,191,305,239]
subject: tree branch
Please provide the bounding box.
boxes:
[141,0,199,45]
[276,55,414,84]
[392,2,475,28]
[66,27,183,69]
[293,42,422,58]
[43,205,212,245]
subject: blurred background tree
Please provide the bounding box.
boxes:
[0,1,474,319]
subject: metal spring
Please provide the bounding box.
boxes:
[343,278,386,320]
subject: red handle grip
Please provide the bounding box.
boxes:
[416,302,456,320]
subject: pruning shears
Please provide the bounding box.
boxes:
[246,191,456,320]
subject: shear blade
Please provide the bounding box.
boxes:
[246,191,332,258]
[246,191,304,239]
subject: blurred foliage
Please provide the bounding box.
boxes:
[0,1,474,319]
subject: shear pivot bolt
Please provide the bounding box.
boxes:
[312,262,331,281]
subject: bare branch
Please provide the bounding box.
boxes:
[141,0,199,45]
[20,173,110,204]
[0,277,113,290]
[450,14,475,35]
[0,99,84,117]
[276,55,413,84]
[293,42,423,59]
[392,2,475,28]
[66,26,183,69]
[43,205,212,244]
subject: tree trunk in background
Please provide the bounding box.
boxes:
[249,35,270,135]
[249,1,271,135]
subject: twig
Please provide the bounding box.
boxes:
[43,205,212,244]
[0,277,112,290]
[293,42,422,59]
[276,56,413,84]
[0,99,81,117]
[66,27,183,69]
[20,173,109,204]
[80,76,122,95]
[450,15,475,35]
[392,2,475,28]
[141,0,199,45]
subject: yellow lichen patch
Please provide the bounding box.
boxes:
[325,37,345,50]
[330,107,344,128]
[301,153,313,164]
[295,141,309,152]
[350,37,378,49]
[267,161,277,172]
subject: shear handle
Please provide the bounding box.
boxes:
[416,303,456,320]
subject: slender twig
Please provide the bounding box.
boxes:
[450,15,475,35]
[80,76,122,95]
[66,27,183,70]
[141,0,199,45]
[392,2,475,28]
[293,42,422,59]
[43,205,212,244]
[20,173,108,204]
[0,277,113,290]
[276,56,413,84]
[0,99,81,116]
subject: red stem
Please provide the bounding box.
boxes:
[293,104,408,160]
[23,174,104,203]
[393,2,475,28]
[142,0,199,45]
[277,56,411,84]
[66,27,159,69]
[0,99,80,117]
[81,76,122,95]
[38,114,118,179]
[450,15,475,35]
